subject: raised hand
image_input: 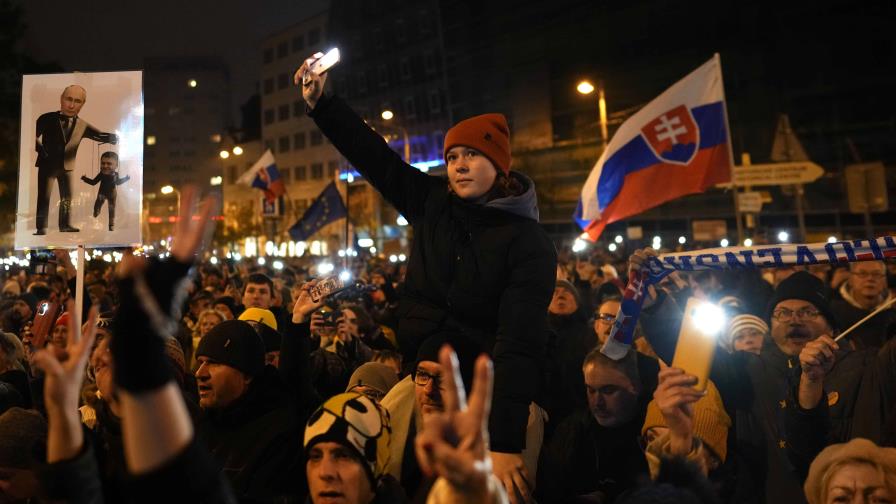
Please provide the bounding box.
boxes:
[415,346,498,500]
[654,363,705,456]
[293,52,328,110]
[799,335,838,383]
[292,279,324,324]
[31,303,99,462]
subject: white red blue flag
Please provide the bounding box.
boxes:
[237,149,286,203]
[576,54,733,240]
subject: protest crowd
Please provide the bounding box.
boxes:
[2,55,896,504]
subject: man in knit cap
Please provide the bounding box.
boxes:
[346,362,399,402]
[194,319,303,501]
[304,392,404,503]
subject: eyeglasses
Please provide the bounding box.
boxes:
[595,313,616,323]
[853,271,886,279]
[414,369,443,390]
[772,308,820,322]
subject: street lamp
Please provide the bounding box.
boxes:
[219,150,230,159]
[576,79,608,150]
[380,109,410,163]
[232,146,244,156]
[160,185,181,215]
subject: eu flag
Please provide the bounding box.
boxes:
[288,182,347,241]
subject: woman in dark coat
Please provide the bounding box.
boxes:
[297,56,557,498]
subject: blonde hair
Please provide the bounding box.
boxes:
[195,309,227,337]
[816,458,896,504]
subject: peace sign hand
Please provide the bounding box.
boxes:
[414,345,497,498]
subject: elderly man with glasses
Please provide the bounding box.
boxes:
[831,261,896,349]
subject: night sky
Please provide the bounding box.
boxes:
[20,0,328,118]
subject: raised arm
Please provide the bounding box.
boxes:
[82,121,118,144]
[115,174,131,185]
[297,56,435,221]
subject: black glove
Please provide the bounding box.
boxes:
[111,257,193,393]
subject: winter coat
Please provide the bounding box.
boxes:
[536,352,659,503]
[309,94,557,452]
[544,311,594,431]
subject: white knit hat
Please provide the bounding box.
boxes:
[721,314,769,352]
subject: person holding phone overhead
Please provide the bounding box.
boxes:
[297,51,556,503]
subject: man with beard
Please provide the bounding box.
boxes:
[634,255,892,504]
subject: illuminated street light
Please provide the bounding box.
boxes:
[381,110,394,120]
[777,231,789,243]
[827,236,837,243]
[576,81,595,95]
[146,135,156,146]
[614,235,623,244]
[396,215,408,226]
[678,236,687,245]
[160,185,174,195]
[576,79,608,149]
[219,150,230,159]
[188,79,198,88]
[572,238,587,253]
[210,176,222,186]
[232,146,244,155]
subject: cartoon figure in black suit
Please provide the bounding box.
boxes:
[34,85,118,235]
[81,152,129,231]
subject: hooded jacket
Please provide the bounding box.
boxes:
[309,94,557,452]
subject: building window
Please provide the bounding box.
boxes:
[311,163,323,179]
[277,73,289,90]
[400,57,411,80]
[423,50,436,75]
[264,109,275,125]
[327,161,339,178]
[279,136,290,153]
[263,48,274,64]
[278,104,289,121]
[429,89,441,113]
[310,131,323,146]
[294,132,306,150]
[378,64,388,88]
[293,100,304,117]
[308,28,321,46]
[264,78,274,95]
[404,96,416,119]
[146,135,157,145]
[295,165,307,181]
[277,41,288,59]
[292,34,305,52]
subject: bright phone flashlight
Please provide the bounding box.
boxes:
[692,302,726,336]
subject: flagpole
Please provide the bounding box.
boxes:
[714,52,744,245]
[343,167,350,273]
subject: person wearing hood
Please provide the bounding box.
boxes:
[544,280,592,431]
[298,54,556,503]
[831,261,896,349]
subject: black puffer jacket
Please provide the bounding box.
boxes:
[309,94,557,452]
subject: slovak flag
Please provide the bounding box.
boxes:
[576,54,733,240]
[237,149,286,203]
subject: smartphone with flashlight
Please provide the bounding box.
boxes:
[671,297,723,391]
[31,301,59,351]
[308,48,340,76]
[310,276,346,303]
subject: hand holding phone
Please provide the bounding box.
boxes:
[309,276,346,303]
[670,298,725,391]
[302,48,340,85]
[31,301,59,351]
